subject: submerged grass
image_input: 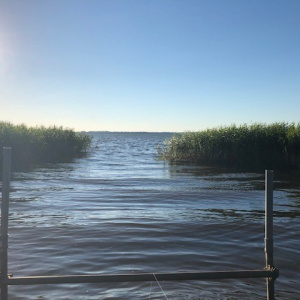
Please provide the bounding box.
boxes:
[0,122,92,172]
[159,123,300,170]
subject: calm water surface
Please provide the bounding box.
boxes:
[4,132,300,299]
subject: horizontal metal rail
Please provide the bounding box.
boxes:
[3,269,279,285]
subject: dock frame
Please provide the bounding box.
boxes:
[0,148,279,299]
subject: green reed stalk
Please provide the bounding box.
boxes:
[0,122,92,172]
[159,123,300,170]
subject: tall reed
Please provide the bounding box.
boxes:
[159,123,300,170]
[0,122,92,172]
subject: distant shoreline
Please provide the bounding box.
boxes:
[81,131,176,134]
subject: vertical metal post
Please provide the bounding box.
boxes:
[1,147,11,300]
[265,170,275,300]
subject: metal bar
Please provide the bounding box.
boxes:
[4,269,277,285]
[1,147,12,300]
[265,170,275,300]
[265,170,274,268]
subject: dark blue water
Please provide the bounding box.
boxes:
[3,132,300,299]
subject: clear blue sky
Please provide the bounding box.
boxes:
[1,0,300,132]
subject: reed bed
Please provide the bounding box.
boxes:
[159,123,300,170]
[0,122,91,171]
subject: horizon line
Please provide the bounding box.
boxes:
[80,130,178,133]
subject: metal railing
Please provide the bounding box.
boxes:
[0,147,279,299]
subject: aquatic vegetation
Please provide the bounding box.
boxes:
[0,122,92,171]
[159,123,300,170]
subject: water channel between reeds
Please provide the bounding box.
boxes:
[5,132,300,299]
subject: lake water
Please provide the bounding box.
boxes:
[4,132,300,299]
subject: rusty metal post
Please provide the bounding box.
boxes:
[1,147,11,300]
[265,170,275,300]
